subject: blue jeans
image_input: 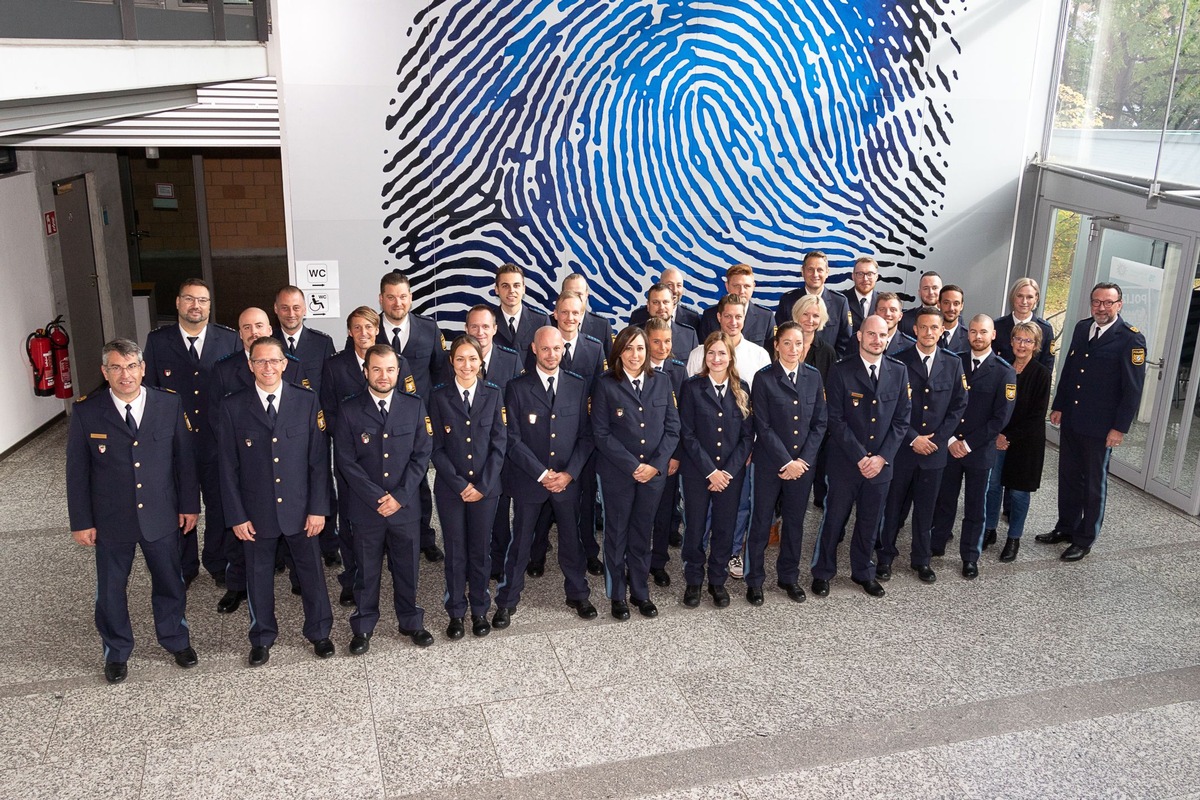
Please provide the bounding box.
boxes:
[984,451,1032,539]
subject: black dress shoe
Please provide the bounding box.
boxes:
[338,586,355,607]
[682,584,702,608]
[422,545,444,563]
[348,632,371,655]
[1035,528,1071,544]
[611,600,631,621]
[853,578,886,598]
[216,590,247,614]
[634,599,658,618]
[708,583,730,608]
[651,567,671,587]
[745,586,764,606]
[930,547,945,557]
[587,557,604,576]
[777,582,806,603]
[668,531,683,547]
[400,627,434,648]
[876,563,892,581]
[983,528,997,550]
[172,646,198,669]
[811,578,830,597]
[323,552,342,567]
[492,607,514,629]
[525,560,545,578]
[290,583,302,596]
[999,537,1020,562]
[912,565,937,583]
[104,661,127,684]
[471,614,491,636]
[313,638,335,658]
[1061,544,1090,562]
[566,599,598,619]
[812,497,824,510]
[446,618,465,640]
[248,645,270,667]
[962,561,979,580]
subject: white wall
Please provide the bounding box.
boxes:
[0,171,66,451]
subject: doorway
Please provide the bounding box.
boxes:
[1030,171,1200,512]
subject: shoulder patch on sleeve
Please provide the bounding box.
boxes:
[501,406,507,425]
[183,411,193,431]
[1005,384,1016,401]
[317,409,326,431]
[1132,348,1145,366]
[405,375,417,394]
[425,416,433,435]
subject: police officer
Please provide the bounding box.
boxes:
[678,333,755,609]
[901,271,943,334]
[211,307,308,613]
[376,271,447,563]
[429,336,507,640]
[937,285,970,355]
[217,337,333,666]
[629,267,703,331]
[334,345,435,652]
[274,285,340,567]
[878,307,967,584]
[67,339,200,684]
[563,273,615,345]
[525,290,606,576]
[492,262,552,356]
[993,277,1055,374]
[811,315,910,598]
[634,283,699,360]
[746,323,828,605]
[930,315,1016,579]
[322,306,416,607]
[592,326,681,620]
[842,256,881,332]
[775,251,855,357]
[645,317,689,583]
[495,326,597,626]
[875,292,916,356]
[1038,282,1146,561]
[142,278,239,586]
[698,264,776,349]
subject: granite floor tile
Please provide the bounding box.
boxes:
[45,658,371,760]
[0,692,60,770]
[738,751,967,800]
[0,752,143,799]
[365,633,568,717]
[483,680,708,778]
[627,784,748,800]
[141,720,384,799]
[1096,701,1200,798]
[376,705,502,797]
[550,615,752,690]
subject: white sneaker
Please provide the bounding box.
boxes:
[728,555,744,580]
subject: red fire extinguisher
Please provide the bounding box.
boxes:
[26,327,55,397]
[46,315,73,399]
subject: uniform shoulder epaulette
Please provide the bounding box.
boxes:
[345,390,367,403]
[583,334,602,345]
[211,322,237,333]
[683,373,706,385]
[675,320,698,332]
[561,369,584,381]
[669,358,687,368]
[483,380,501,390]
[885,355,905,365]
[74,393,89,403]
[216,350,243,364]
[285,352,302,363]
[410,311,435,322]
[993,355,1012,368]
[756,364,774,374]
[292,381,315,393]
[495,343,518,356]
[146,385,174,395]
[898,332,915,342]
[802,362,820,372]
[431,383,447,393]
[307,327,333,340]
[1125,320,1140,333]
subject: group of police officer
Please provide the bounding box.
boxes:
[66,258,1145,683]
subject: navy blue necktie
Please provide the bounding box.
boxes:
[125,404,137,436]
[266,394,278,425]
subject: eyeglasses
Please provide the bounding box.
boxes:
[1090,299,1119,308]
[853,271,878,278]
[103,363,143,375]
[1012,337,1036,346]
[250,358,286,368]
[179,295,211,305]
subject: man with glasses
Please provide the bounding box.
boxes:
[843,256,881,332]
[217,337,334,666]
[1037,283,1146,561]
[67,339,200,684]
[143,278,240,587]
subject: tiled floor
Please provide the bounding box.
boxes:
[2,419,1198,799]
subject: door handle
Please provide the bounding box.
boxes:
[1145,358,1163,368]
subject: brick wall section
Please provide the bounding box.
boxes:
[130,156,200,254]
[204,155,286,253]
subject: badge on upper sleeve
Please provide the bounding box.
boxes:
[425,416,433,435]
[616,407,624,417]
[183,411,193,432]
[850,392,863,407]
[501,406,507,425]
[317,410,326,431]
[962,373,968,390]
[672,391,678,408]
[1132,348,1145,366]
[907,383,912,399]
[405,376,417,394]
[361,432,371,444]
[587,397,592,415]
[1005,384,1016,401]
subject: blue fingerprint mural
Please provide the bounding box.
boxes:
[382,0,965,320]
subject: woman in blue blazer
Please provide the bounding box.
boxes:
[678,332,755,609]
[592,326,681,621]
[429,336,507,640]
